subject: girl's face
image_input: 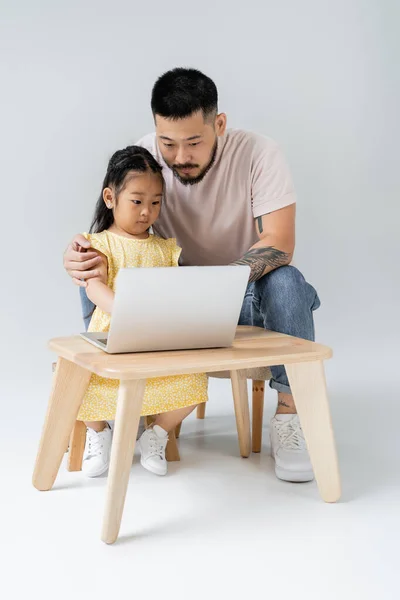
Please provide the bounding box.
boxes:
[104,170,163,238]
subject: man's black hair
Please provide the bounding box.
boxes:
[151,67,218,120]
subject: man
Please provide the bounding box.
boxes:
[64,67,320,483]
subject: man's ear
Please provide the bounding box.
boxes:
[215,113,227,136]
[103,187,114,209]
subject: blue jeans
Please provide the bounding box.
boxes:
[238,265,320,393]
[80,265,320,394]
[80,287,96,332]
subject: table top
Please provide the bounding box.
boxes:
[49,327,332,380]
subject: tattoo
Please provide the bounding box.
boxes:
[257,216,263,234]
[278,399,291,409]
[234,247,290,283]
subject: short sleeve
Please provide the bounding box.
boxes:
[82,232,111,261]
[167,238,182,266]
[251,141,296,218]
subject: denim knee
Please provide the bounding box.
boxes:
[254,265,306,303]
[252,265,320,341]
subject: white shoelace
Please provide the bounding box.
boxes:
[86,428,107,457]
[274,417,306,451]
[147,430,168,459]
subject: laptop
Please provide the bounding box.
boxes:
[80,265,250,353]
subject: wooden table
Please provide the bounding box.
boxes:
[32,326,340,544]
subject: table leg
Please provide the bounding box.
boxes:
[175,422,182,438]
[101,379,146,544]
[175,421,182,439]
[230,370,251,458]
[32,358,91,491]
[67,420,87,472]
[285,361,341,503]
[196,402,206,419]
[165,428,180,462]
[252,380,265,453]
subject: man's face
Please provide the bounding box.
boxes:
[155,111,226,185]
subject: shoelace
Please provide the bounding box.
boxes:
[147,430,168,459]
[86,429,107,456]
[274,417,306,451]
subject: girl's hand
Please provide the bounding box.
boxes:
[63,234,105,287]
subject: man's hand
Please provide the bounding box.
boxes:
[63,234,107,287]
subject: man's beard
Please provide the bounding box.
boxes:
[170,140,218,186]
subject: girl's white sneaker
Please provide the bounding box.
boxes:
[138,425,168,476]
[82,425,112,478]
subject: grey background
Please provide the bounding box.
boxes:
[0,0,398,419]
[1,2,399,597]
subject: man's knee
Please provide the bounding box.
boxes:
[255,266,305,301]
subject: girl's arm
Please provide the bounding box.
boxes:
[85,254,114,314]
[86,278,114,314]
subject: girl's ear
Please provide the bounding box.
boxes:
[103,187,114,209]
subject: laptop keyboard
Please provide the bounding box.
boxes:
[98,339,108,346]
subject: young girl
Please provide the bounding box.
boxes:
[78,145,208,477]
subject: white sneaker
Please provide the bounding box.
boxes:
[270,414,314,482]
[138,425,168,476]
[82,425,112,478]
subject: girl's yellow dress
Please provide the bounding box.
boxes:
[77,230,208,421]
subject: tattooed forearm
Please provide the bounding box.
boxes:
[278,398,291,409]
[234,247,290,283]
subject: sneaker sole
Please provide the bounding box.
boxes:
[275,465,314,483]
[270,431,314,483]
[139,455,167,476]
[82,461,110,478]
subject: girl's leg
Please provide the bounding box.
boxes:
[152,404,197,433]
[84,420,108,432]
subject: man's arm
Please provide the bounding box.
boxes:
[234,204,295,283]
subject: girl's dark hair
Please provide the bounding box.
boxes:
[89,145,163,233]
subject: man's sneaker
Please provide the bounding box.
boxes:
[270,414,314,482]
[138,425,168,476]
[82,425,112,478]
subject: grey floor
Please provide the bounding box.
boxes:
[2,377,399,600]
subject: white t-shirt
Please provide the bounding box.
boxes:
[136,129,296,266]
